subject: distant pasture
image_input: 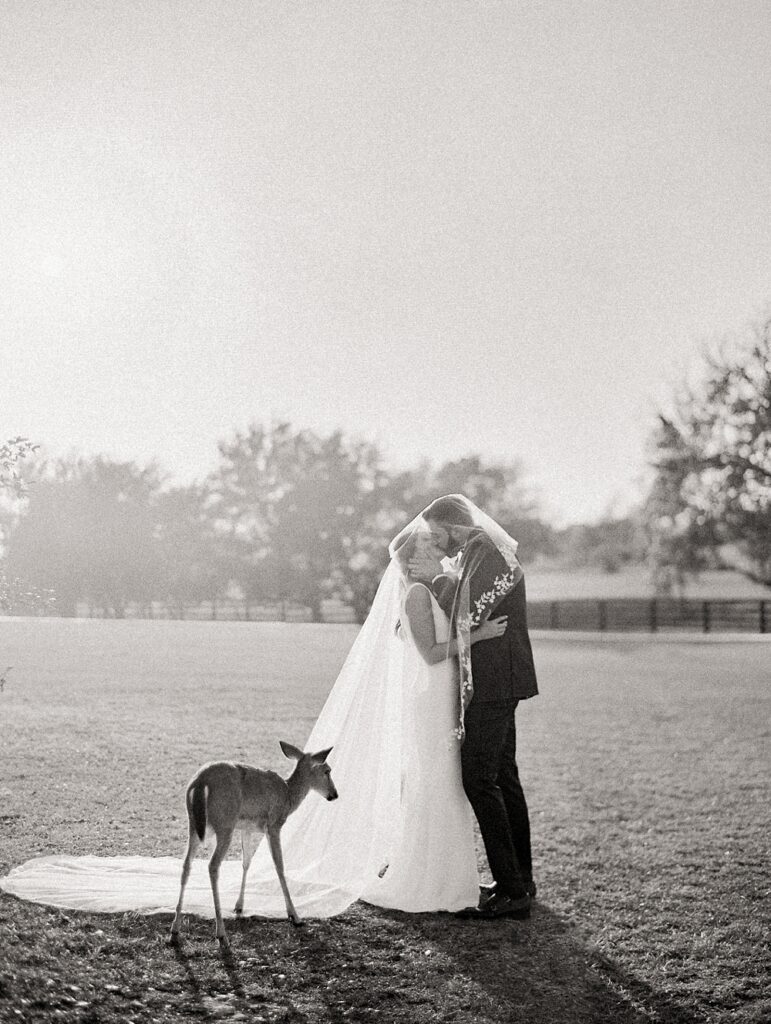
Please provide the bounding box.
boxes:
[524,565,769,601]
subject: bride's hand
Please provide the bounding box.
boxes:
[473,616,508,641]
[408,549,443,581]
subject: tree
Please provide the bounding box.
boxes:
[0,438,39,498]
[0,438,54,614]
[558,517,645,574]
[209,423,390,620]
[153,483,228,617]
[431,455,534,522]
[644,314,771,587]
[5,456,163,615]
[398,455,555,563]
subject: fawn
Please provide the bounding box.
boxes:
[169,742,337,945]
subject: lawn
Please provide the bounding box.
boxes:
[0,619,769,1024]
[523,565,770,601]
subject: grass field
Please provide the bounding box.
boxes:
[523,566,770,601]
[0,619,769,1024]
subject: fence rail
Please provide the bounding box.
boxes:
[4,597,769,633]
[70,600,359,624]
[528,598,769,634]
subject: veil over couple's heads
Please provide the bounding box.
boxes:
[387,493,520,593]
[422,495,475,556]
[389,494,470,578]
[389,494,519,568]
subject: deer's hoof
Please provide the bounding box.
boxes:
[290,917,305,928]
[167,932,180,947]
[234,906,243,916]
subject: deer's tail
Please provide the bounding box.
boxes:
[188,777,207,842]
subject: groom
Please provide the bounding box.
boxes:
[409,495,538,920]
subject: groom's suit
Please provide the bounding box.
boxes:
[432,529,538,900]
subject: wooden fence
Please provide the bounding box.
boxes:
[9,597,770,633]
[527,598,769,634]
[71,600,359,624]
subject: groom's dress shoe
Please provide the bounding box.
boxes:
[479,878,536,905]
[457,892,531,920]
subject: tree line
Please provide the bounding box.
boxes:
[1,431,570,621]
[3,312,768,619]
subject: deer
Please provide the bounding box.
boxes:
[169,742,337,946]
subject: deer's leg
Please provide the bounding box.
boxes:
[267,827,302,926]
[235,828,260,915]
[208,826,234,945]
[169,826,200,943]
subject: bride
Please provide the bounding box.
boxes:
[362,525,506,912]
[0,498,516,920]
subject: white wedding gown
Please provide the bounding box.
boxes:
[0,580,479,919]
[362,584,479,911]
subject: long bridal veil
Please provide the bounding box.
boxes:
[0,495,520,919]
[238,555,411,916]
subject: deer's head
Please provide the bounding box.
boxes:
[280,741,338,801]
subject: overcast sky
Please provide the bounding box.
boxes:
[3,1,770,524]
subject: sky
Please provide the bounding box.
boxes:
[2,0,770,525]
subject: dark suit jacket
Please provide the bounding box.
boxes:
[432,531,538,703]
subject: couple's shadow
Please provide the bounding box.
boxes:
[378,898,699,1024]
[170,898,699,1024]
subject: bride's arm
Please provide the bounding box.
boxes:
[404,586,507,666]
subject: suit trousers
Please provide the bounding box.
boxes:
[460,699,532,899]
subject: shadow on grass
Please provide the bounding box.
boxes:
[219,944,248,1001]
[164,899,705,1024]
[0,892,704,1024]
[169,941,206,1002]
[169,916,316,1023]
[385,899,705,1024]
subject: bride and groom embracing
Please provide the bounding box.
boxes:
[0,494,538,924]
[192,491,540,922]
[369,493,539,919]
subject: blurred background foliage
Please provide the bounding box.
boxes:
[2,316,768,619]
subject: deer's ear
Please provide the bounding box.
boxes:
[312,746,333,764]
[279,741,304,761]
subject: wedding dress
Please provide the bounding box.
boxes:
[1,496,519,920]
[362,583,479,912]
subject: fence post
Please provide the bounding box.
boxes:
[702,600,710,633]
[598,600,607,631]
[550,601,559,630]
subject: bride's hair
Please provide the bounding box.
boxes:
[423,495,474,527]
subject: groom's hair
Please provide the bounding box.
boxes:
[423,495,474,528]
